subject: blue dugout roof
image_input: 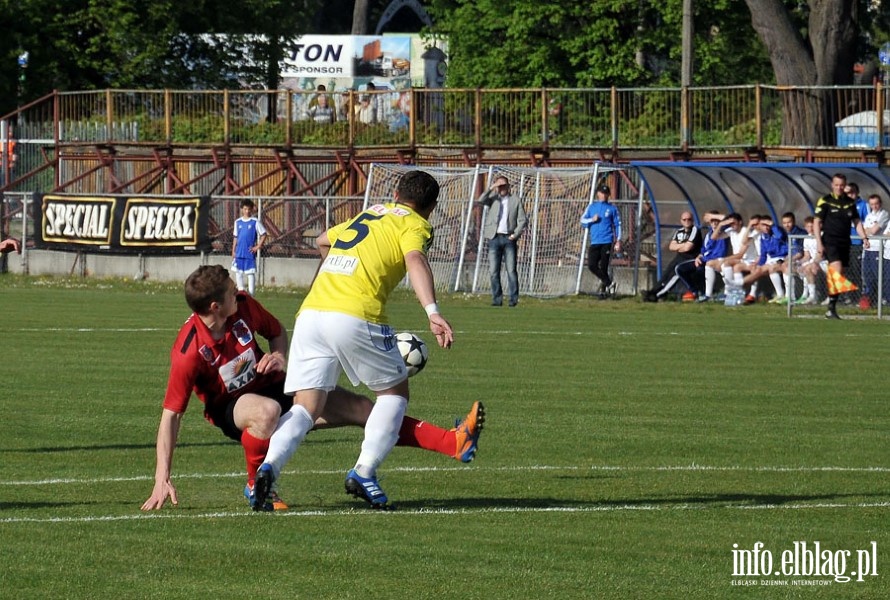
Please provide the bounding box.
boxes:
[628,162,890,277]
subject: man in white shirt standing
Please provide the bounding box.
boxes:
[860,194,889,307]
[478,175,529,306]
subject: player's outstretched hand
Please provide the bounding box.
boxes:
[428,313,453,349]
[141,480,178,511]
[0,238,21,254]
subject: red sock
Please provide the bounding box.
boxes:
[397,415,455,458]
[241,429,270,487]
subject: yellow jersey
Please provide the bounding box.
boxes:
[300,202,433,323]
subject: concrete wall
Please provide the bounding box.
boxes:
[5,250,323,288]
[5,250,656,298]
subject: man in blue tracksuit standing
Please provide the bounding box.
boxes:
[580,183,623,298]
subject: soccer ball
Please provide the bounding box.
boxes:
[396,332,429,377]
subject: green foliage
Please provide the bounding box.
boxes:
[293,121,350,146]
[2,0,890,122]
[427,0,774,88]
[653,0,774,85]
[0,0,320,114]
[231,120,288,145]
[427,0,886,89]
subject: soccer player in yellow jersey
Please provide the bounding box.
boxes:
[253,170,454,510]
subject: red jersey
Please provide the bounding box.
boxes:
[163,292,285,416]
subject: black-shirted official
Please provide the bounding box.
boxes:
[813,173,870,319]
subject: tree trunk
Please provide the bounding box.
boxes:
[352,0,369,35]
[744,0,859,146]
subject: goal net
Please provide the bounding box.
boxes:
[364,164,482,292]
[364,163,631,297]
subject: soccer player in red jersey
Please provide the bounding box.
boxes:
[141,264,483,511]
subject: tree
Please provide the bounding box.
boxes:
[742,0,859,145]
[352,0,370,34]
[426,0,773,88]
[0,0,321,114]
[742,0,890,145]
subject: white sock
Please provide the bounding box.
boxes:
[234,270,245,291]
[705,267,716,297]
[656,274,681,297]
[247,273,256,296]
[354,394,407,477]
[734,272,745,286]
[722,265,734,284]
[749,281,759,297]
[264,404,314,477]
[769,272,784,298]
[783,274,792,297]
[807,282,816,298]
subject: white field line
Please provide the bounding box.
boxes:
[15,327,173,332]
[13,327,884,340]
[4,464,889,487]
[3,501,890,525]
[2,464,888,525]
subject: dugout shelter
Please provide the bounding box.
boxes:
[361,162,890,299]
[631,162,890,282]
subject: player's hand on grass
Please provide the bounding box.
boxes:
[141,480,178,510]
[428,313,453,349]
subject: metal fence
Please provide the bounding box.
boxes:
[6,84,890,155]
[5,191,890,319]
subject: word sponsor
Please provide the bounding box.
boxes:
[282,35,353,78]
[731,541,878,585]
[287,42,346,74]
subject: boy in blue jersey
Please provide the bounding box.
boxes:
[253,170,453,511]
[743,216,790,302]
[231,199,267,296]
[580,183,623,298]
[777,212,807,303]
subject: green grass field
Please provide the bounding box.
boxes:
[1,276,888,599]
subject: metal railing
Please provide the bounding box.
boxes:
[5,84,890,153]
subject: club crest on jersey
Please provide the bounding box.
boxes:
[231,319,253,346]
[219,348,257,392]
[199,344,219,365]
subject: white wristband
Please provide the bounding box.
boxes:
[424,303,440,317]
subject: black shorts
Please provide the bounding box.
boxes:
[205,382,294,442]
[823,243,851,267]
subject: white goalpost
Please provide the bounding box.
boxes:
[363,163,636,297]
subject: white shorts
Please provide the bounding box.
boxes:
[231,257,257,275]
[284,309,408,393]
[764,256,784,266]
